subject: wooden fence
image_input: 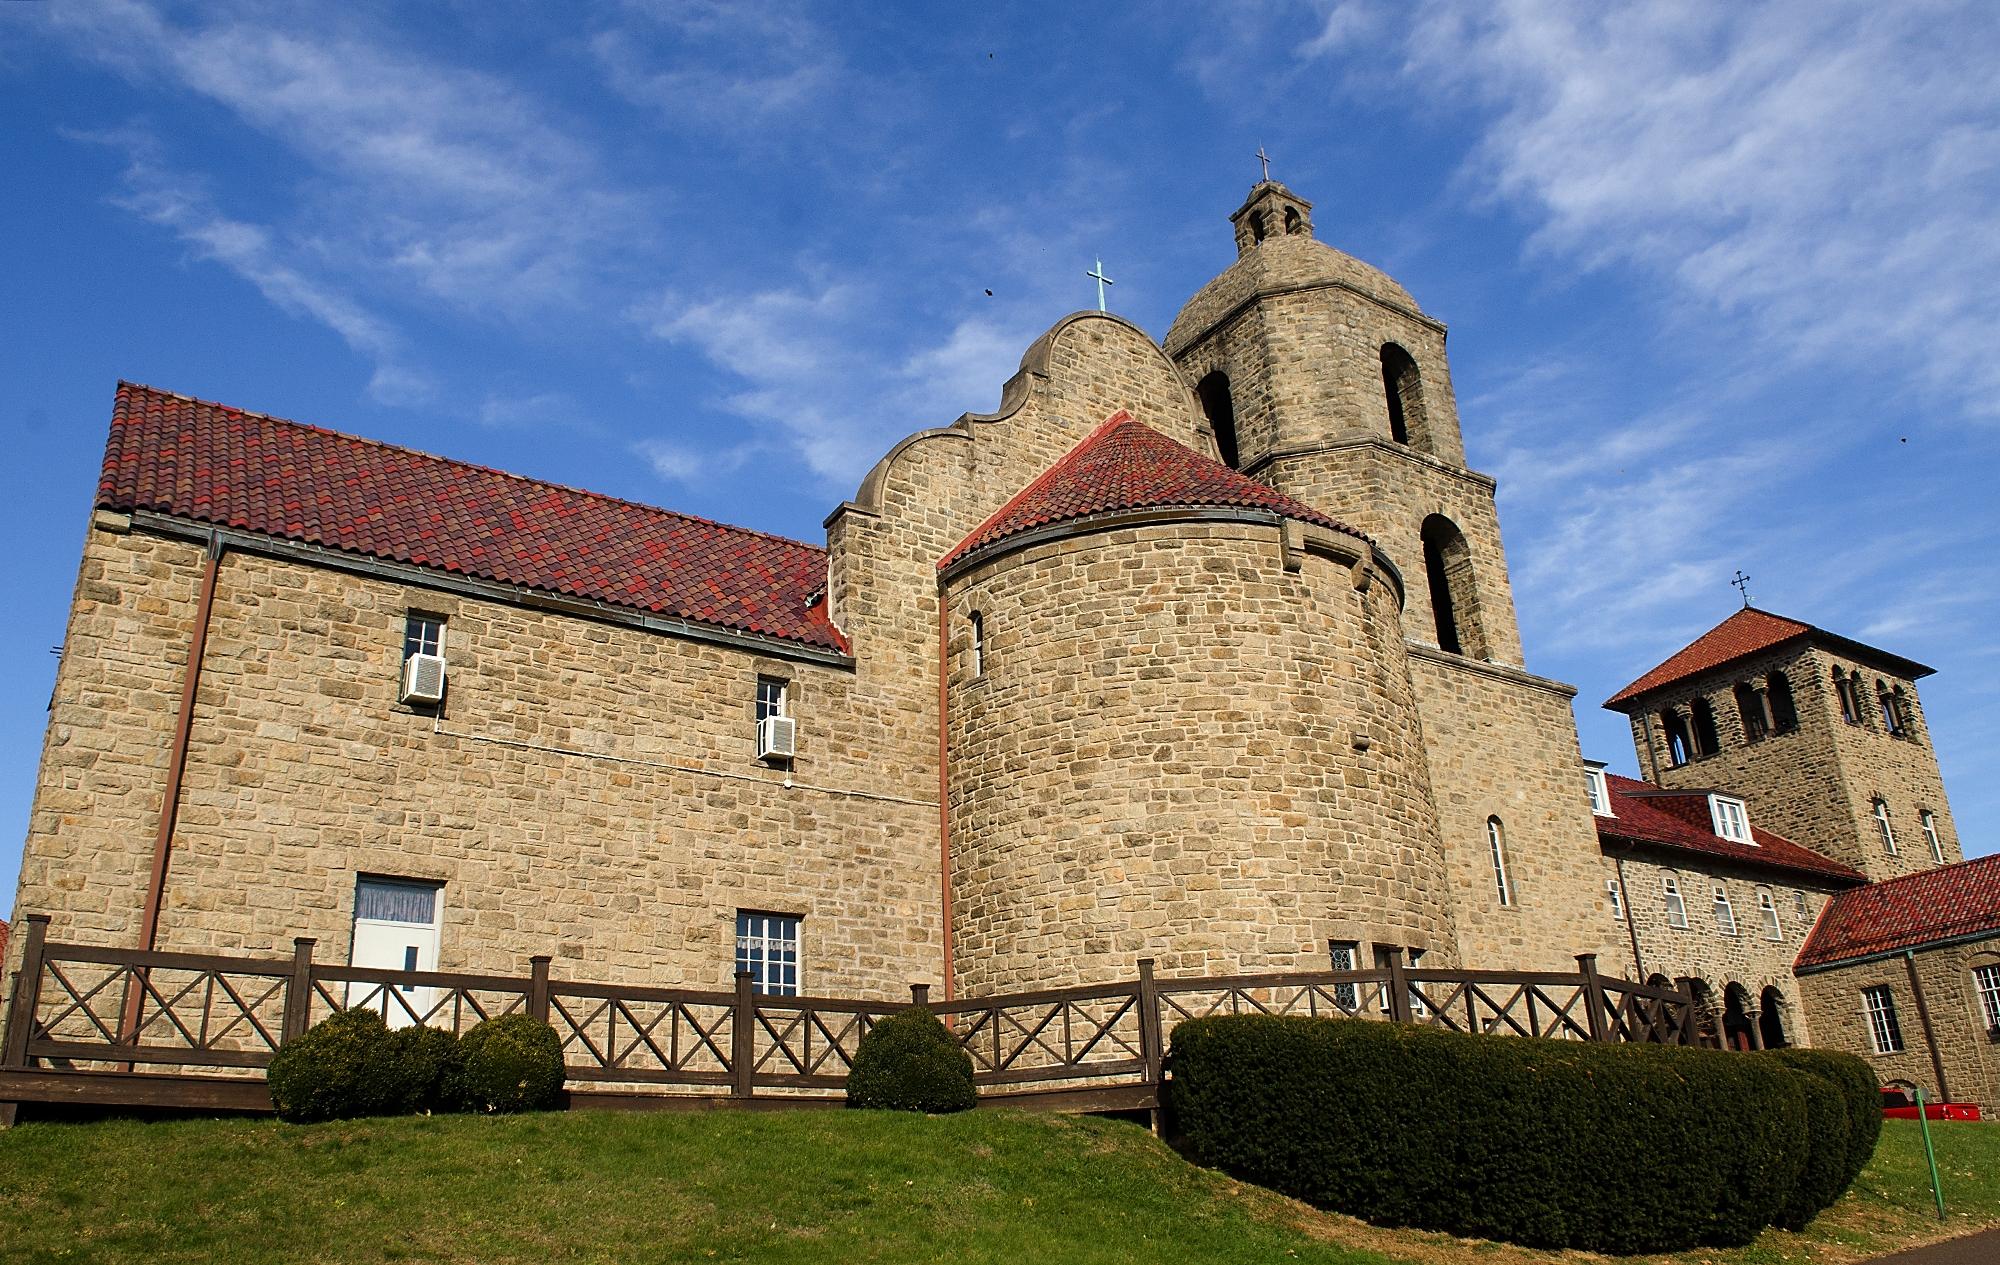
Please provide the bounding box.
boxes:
[0,914,1696,1120]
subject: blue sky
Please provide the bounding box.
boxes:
[4,1,1998,910]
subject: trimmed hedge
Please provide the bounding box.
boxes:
[846,1006,976,1113]
[269,1008,426,1123]
[1170,1015,1823,1253]
[1761,1047,1882,1196]
[457,1015,566,1113]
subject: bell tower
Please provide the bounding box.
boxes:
[1165,180,1516,666]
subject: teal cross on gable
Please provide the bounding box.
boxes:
[1086,258,1115,312]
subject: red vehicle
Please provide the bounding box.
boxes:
[1880,1087,1983,1121]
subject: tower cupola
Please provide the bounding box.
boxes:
[1230,181,1313,256]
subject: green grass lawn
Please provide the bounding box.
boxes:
[0,1111,1993,1265]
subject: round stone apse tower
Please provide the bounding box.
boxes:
[941,412,1460,995]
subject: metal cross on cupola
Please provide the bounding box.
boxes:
[1256,145,1272,182]
[1086,258,1115,313]
[1732,569,1754,608]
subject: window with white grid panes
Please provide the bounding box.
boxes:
[1922,811,1945,863]
[1862,985,1903,1054]
[735,912,799,996]
[1874,799,1897,855]
[1328,940,1359,1011]
[1795,890,1810,922]
[1664,875,1688,928]
[1606,878,1624,921]
[1585,768,1613,816]
[1708,794,1752,843]
[1407,948,1428,1017]
[404,614,443,661]
[756,677,787,723]
[1758,890,1782,941]
[1713,885,1737,935]
[1975,965,2000,1032]
[1487,817,1512,906]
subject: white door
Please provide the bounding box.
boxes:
[348,879,443,1029]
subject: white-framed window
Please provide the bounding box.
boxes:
[1709,795,1752,843]
[1921,811,1945,863]
[969,611,985,677]
[1862,985,1904,1054]
[1487,817,1513,906]
[1328,940,1360,1010]
[1713,885,1738,935]
[1873,799,1897,855]
[736,911,800,996]
[349,876,445,1027]
[1758,889,1783,941]
[1585,766,1613,817]
[1407,948,1428,1018]
[1795,890,1811,921]
[1606,878,1625,921]
[403,613,444,661]
[756,676,788,724]
[1664,875,1688,929]
[1974,964,2000,1032]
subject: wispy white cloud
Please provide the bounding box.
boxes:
[589,0,844,134]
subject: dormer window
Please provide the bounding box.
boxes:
[1584,766,1613,817]
[1709,794,1752,844]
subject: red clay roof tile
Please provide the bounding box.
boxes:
[1795,853,2000,969]
[1603,609,1813,708]
[941,410,1368,569]
[1596,774,1866,884]
[99,383,846,654]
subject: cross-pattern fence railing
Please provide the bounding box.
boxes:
[1,914,1696,1118]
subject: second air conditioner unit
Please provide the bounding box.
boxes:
[401,653,447,704]
[757,714,796,762]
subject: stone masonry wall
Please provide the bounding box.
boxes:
[1798,939,2000,1111]
[9,521,940,999]
[1406,650,1624,974]
[1635,643,1960,883]
[944,520,1459,994]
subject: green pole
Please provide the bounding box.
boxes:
[1915,1085,1946,1221]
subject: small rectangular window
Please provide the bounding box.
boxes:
[1585,767,1613,817]
[1487,818,1512,907]
[969,611,985,678]
[1664,876,1688,929]
[1921,811,1945,863]
[756,677,788,723]
[736,911,800,996]
[355,877,439,925]
[1709,795,1752,843]
[1795,890,1810,921]
[1758,891,1783,941]
[1406,948,1428,1018]
[404,614,444,661]
[1606,878,1625,921]
[1713,885,1738,935]
[1975,964,2000,1032]
[1874,800,1897,856]
[1328,940,1360,1011]
[1862,985,1904,1054]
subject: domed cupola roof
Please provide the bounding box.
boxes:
[940,410,1368,573]
[1165,181,1426,355]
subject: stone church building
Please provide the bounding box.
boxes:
[7,181,1994,1102]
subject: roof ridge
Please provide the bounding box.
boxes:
[113,381,828,559]
[940,410,1134,570]
[1842,851,2000,893]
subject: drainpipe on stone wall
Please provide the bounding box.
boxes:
[936,586,956,1002]
[121,533,223,1046]
[1904,949,1952,1103]
[1614,855,1647,980]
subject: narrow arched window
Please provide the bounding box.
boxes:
[1920,809,1944,862]
[1419,514,1485,659]
[1873,798,1897,855]
[1877,680,1905,736]
[1487,817,1512,906]
[1380,343,1425,448]
[1662,709,1693,767]
[1283,205,1303,235]
[1195,371,1240,469]
[1768,670,1798,733]
[969,611,985,678]
[1250,210,1268,243]
[1834,669,1863,725]
[1757,889,1783,940]
[1734,682,1768,742]
[1691,698,1721,756]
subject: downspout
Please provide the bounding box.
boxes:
[936,585,956,1002]
[121,532,222,1046]
[1903,949,1951,1103]
[1614,854,1646,980]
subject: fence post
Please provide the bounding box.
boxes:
[281,938,317,1044]
[2,915,52,1070]
[731,970,756,1100]
[527,955,552,1025]
[910,983,930,1008]
[1575,953,1608,1043]
[1136,959,1163,1085]
[1383,947,1413,1024]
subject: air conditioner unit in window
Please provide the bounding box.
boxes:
[401,653,447,704]
[757,715,796,762]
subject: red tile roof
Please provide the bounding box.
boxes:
[1796,853,2000,970]
[1596,774,1866,884]
[1604,609,1813,708]
[99,383,847,654]
[941,411,1367,569]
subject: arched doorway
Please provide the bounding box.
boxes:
[1680,977,1719,1047]
[1760,986,1789,1049]
[1723,982,1755,1051]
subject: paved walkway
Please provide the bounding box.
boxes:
[1864,1227,2000,1263]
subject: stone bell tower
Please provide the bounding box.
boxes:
[1165,180,1621,974]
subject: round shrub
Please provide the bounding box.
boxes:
[1762,1047,1882,1192]
[457,1014,565,1113]
[1775,1069,1849,1229]
[846,1006,976,1113]
[1169,1015,1810,1254]
[387,1024,464,1115]
[268,1007,404,1123]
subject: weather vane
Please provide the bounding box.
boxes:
[1086,258,1115,313]
[1731,569,1753,608]
[1256,145,1272,182]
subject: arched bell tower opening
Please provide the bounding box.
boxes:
[1380,343,1428,452]
[1195,371,1240,469]
[1420,514,1486,660]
